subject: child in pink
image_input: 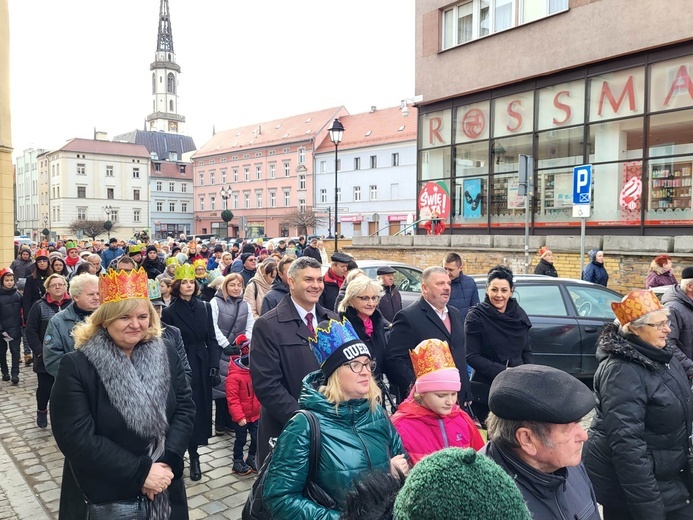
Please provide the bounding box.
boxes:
[391,339,484,465]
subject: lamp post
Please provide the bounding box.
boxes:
[103,205,113,239]
[328,118,344,253]
[220,185,233,238]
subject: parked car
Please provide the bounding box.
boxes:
[356,260,423,309]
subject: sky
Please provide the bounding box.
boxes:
[8,0,416,157]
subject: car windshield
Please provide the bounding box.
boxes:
[393,267,422,293]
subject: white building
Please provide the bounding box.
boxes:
[15,148,46,240]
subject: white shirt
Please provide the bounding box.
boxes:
[424,298,449,322]
[291,297,317,329]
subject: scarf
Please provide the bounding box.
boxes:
[80,329,171,520]
[65,255,80,267]
[324,268,345,289]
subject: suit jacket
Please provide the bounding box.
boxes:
[250,294,337,464]
[385,297,472,402]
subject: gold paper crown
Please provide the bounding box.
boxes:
[165,257,179,266]
[611,289,663,325]
[193,259,207,271]
[174,264,196,280]
[99,267,149,304]
[409,339,456,379]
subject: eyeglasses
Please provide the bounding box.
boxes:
[342,360,377,373]
[48,283,66,289]
[642,319,671,330]
[355,295,380,303]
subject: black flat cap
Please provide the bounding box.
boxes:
[377,265,396,275]
[489,365,595,424]
[331,252,351,264]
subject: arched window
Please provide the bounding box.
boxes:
[167,73,175,94]
[152,73,155,94]
[169,100,174,112]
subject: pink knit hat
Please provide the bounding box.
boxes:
[415,367,461,394]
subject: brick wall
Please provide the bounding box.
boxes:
[345,246,693,295]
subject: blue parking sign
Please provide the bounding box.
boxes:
[573,165,592,205]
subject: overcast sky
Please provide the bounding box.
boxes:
[8,0,415,157]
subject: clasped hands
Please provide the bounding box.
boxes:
[142,462,174,501]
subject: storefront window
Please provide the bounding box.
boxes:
[491,133,532,173]
[453,176,488,228]
[537,127,585,169]
[646,156,693,224]
[588,117,643,163]
[537,80,585,130]
[591,162,643,226]
[648,109,693,158]
[454,142,488,177]
[589,67,645,122]
[493,91,534,137]
[420,148,452,181]
[650,57,693,113]
[534,168,574,226]
[489,173,526,228]
[454,101,490,143]
[420,109,452,149]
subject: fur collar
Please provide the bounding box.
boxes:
[596,323,671,370]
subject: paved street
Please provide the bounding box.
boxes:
[0,362,252,519]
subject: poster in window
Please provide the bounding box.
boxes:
[507,179,525,209]
[462,178,482,218]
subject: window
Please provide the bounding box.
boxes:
[134,189,140,200]
[210,171,215,185]
[320,189,327,203]
[354,157,361,170]
[509,285,567,317]
[353,186,361,201]
[299,198,306,213]
[283,190,291,207]
[178,164,186,174]
[170,202,176,212]
[154,163,161,172]
[77,163,85,175]
[110,210,118,223]
[107,188,114,199]
[256,165,262,180]
[270,191,276,208]
[156,201,163,212]
[181,202,188,212]
[244,167,250,181]
[222,169,227,183]
[134,209,141,223]
[370,155,377,168]
[270,163,276,179]
[370,185,377,200]
[299,174,306,190]
[181,183,187,193]
[169,182,175,192]
[199,172,204,186]
[244,192,250,209]
[77,208,86,220]
[106,166,113,177]
[233,169,238,182]
[199,196,205,211]
[283,161,290,177]
[320,161,326,173]
[133,168,140,178]
[256,191,263,208]
[392,153,399,166]
[298,147,306,164]
[210,195,216,210]
[156,181,162,191]
[232,193,238,209]
[77,186,86,198]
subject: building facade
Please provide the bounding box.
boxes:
[192,107,347,239]
[0,0,13,265]
[15,148,46,240]
[415,0,693,235]
[313,106,417,237]
[40,138,150,240]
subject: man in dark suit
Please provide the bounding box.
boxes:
[250,256,338,465]
[386,266,473,404]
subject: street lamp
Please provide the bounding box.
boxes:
[328,118,345,253]
[103,205,113,239]
[220,185,233,238]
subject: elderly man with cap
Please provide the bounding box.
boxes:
[661,266,693,379]
[319,252,351,312]
[482,364,600,520]
[301,237,322,263]
[376,265,402,323]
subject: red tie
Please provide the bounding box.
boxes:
[306,312,316,336]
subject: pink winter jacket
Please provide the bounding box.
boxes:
[391,397,484,465]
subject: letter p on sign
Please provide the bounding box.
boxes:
[573,164,592,205]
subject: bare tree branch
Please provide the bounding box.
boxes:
[280,208,325,236]
[68,219,117,240]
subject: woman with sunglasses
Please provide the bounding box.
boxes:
[263,318,408,519]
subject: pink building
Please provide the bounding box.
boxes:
[192,106,347,238]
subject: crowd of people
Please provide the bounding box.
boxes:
[3,235,693,519]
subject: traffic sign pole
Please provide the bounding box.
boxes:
[572,165,593,276]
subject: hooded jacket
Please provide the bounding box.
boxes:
[226,358,260,423]
[582,323,693,519]
[391,398,483,465]
[662,285,693,362]
[263,371,405,520]
[448,273,480,319]
[0,285,23,339]
[25,293,71,374]
[533,258,558,277]
[483,441,600,520]
[646,263,677,289]
[582,259,608,287]
[10,255,35,280]
[260,277,290,315]
[43,302,91,378]
[378,284,402,324]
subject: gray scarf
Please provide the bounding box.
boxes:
[81,328,172,520]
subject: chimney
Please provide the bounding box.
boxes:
[370,106,377,113]
[94,131,109,141]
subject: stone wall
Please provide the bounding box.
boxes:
[347,235,693,295]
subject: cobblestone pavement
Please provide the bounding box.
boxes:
[0,362,252,519]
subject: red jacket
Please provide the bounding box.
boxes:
[391,397,484,465]
[226,358,260,423]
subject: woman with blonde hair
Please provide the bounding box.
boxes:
[50,267,195,519]
[263,318,408,519]
[334,268,365,313]
[243,258,277,319]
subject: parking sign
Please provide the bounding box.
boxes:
[573,165,592,205]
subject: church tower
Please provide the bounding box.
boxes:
[146,0,185,134]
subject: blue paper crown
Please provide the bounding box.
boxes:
[309,317,362,367]
[148,279,161,300]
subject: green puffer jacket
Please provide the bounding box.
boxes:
[263,371,406,520]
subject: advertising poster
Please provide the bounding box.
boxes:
[418,181,450,219]
[507,179,525,209]
[462,178,482,218]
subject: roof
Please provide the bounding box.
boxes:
[193,106,345,158]
[113,129,196,160]
[57,138,150,158]
[151,160,193,180]
[314,106,417,154]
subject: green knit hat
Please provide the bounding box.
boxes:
[394,448,531,520]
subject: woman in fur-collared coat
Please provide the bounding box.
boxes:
[51,281,195,520]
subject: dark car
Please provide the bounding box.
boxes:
[472,274,622,383]
[356,260,423,308]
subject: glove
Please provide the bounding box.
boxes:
[223,344,240,357]
[1,332,12,342]
[209,367,221,387]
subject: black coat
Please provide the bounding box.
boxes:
[377,285,402,324]
[533,258,558,277]
[464,297,534,385]
[583,323,693,519]
[22,270,49,321]
[0,286,23,339]
[385,297,472,402]
[50,342,195,520]
[301,245,322,263]
[260,278,290,315]
[162,297,221,447]
[340,306,390,382]
[250,294,337,465]
[25,296,71,374]
[141,257,165,280]
[318,271,341,314]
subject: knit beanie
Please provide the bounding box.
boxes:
[146,245,158,255]
[394,448,532,520]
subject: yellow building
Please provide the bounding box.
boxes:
[0,0,13,265]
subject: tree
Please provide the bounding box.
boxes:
[68,219,116,240]
[280,208,325,236]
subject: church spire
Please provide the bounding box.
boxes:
[147,0,185,134]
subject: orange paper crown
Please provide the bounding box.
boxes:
[611,289,663,325]
[409,339,456,379]
[99,267,149,304]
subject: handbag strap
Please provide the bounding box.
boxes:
[296,409,321,482]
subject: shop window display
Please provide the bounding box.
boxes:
[588,118,644,164]
[453,176,488,228]
[420,148,452,181]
